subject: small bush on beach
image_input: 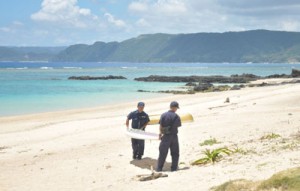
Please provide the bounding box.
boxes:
[260,133,281,140]
[258,167,300,191]
[200,138,220,146]
[211,167,300,191]
[191,147,232,165]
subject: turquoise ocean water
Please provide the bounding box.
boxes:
[0,62,299,116]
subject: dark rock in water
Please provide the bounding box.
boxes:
[135,75,198,82]
[230,73,259,79]
[157,90,195,94]
[193,83,231,92]
[257,82,269,87]
[68,75,127,80]
[185,82,198,86]
[135,75,258,83]
[266,74,290,78]
[194,83,213,92]
[291,69,300,77]
[137,90,151,92]
[212,85,231,92]
[230,85,242,90]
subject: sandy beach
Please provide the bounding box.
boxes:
[0,79,300,191]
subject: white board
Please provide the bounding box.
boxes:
[125,128,159,140]
[148,113,194,125]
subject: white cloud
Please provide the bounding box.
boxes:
[129,0,187,16]
[153,0,187,15]
[281,21,300,31]
[31,0,97,28]
[128,0,300,35]
[104,13,126,28]
[136,18,150,27]
[0,27,11,32]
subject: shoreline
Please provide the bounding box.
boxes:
[0,80,300,190]
[1,77,299,120]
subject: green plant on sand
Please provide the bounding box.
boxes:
[200,138,220,146]
[231,146,248,155]
[260,133,281,140]
[191,147,232,165]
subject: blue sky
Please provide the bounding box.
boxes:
[1,0,300,46]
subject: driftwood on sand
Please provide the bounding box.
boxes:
[134,172,168,181]
[133,166,168,181]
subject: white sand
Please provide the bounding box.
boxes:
[0,82,300,191]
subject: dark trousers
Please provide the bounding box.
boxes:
[131,138,145,157]
[157,134,179,171]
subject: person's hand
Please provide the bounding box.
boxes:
[159,134,163,140]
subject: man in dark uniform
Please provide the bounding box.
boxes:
[156,101,182,172]
[126,102,150,160]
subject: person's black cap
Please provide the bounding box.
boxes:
[137,102,145,107]
[170,101,179,108]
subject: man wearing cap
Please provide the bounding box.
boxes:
[156,101,182,172]
[126,102,150,160]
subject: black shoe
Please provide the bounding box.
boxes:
[133,155,137,160]
[136,155,142,160]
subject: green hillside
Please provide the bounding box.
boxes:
[53,30,300,63]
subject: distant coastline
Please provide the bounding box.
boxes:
[1,30,300,63]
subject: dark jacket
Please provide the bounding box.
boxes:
[127,110,150,130]
[159,111,182,134]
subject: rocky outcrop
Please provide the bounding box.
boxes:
[134,74,259,83]
[136,69,300,95]
[266,74,290,78]
[193,83,213,91]
[134,69,300,84]
[137,89,195,94]
[291,69,300,77]
[230,85,245,90]
[68,75,127,80]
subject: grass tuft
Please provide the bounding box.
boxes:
[200,137,220,146]
[260,133,281,140]
[211,167,300,191]
[192,147,232,165]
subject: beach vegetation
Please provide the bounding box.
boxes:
[191,147,232,165]
[280,141,299,150]
[256,163,268,171]
[231,146,248,155]
[200,137,220,146]
[260,133,281,140]
[211,167,300,191]
[212,179,257,191]
[0,146,8,151]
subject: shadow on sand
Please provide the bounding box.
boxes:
[130,157,190,172]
